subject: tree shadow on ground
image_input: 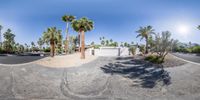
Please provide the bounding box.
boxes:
[101,57,171,88]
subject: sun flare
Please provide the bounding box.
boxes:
[177,25,190,36]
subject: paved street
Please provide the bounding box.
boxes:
[0,55,45,64]
[0,57,200,100]
[172,53,200,63]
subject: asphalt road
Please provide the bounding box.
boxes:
[172,53,200,63]
[0,55,45,64]
[0,56,200,100]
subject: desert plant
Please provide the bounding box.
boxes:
[152,31,173,62]
[129,47,136,55]
[139,45,145,54]
[145,55,163,64]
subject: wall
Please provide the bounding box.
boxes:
[90,47,130,57]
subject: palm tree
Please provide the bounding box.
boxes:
[62,15,75,54]
[31,42,35,52]
[56,30,62,54]
[0,25,3,45]
[197,25,200,30]
[110,39,113,44]
[43,27,61,57]
[136,25,155,54]
[71,17,94,59]
[131,42,134,45]
[24,43,29,52]
[37,38,44,51]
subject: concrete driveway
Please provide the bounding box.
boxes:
[0,56,200,100]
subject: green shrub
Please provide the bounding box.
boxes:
[94,45,101,49]
[145,55,164,64]
[44,47,50,52]
[192,46,200,53]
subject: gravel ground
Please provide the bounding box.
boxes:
[0,56,199,100]
[162,54,187,68]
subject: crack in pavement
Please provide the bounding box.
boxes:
[60,72,111,99]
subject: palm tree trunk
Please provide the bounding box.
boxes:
[65,22,69,54]
[80,30,85,59]
[78,32,81,52]
[50,40,55,57]
[145,38,148,54]
[0,30,2,47]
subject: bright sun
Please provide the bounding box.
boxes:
[177,25,189,35]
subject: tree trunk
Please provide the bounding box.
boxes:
[80,30,85,59]
[145,37,148,54]
[78,32,81,52]
[50,40,55,57]
[65,22,69,54]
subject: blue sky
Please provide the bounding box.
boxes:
[0,0,200,45]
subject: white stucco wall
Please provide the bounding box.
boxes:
[90,47,130,57]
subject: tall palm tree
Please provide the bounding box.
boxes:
[71,17,94,59]
[43,27,61,57]
[0,25,3,47]
[62,15,75,54]
[136,25,155,54]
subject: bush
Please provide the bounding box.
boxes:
[94,45,101,49]
[129,47,136,55]
[175,46,200,53]
[44,47,50,52]
[145,55,164,64]
[192,46,200,53]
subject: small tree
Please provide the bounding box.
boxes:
[152,31,173,62]
[171,39,179,52]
